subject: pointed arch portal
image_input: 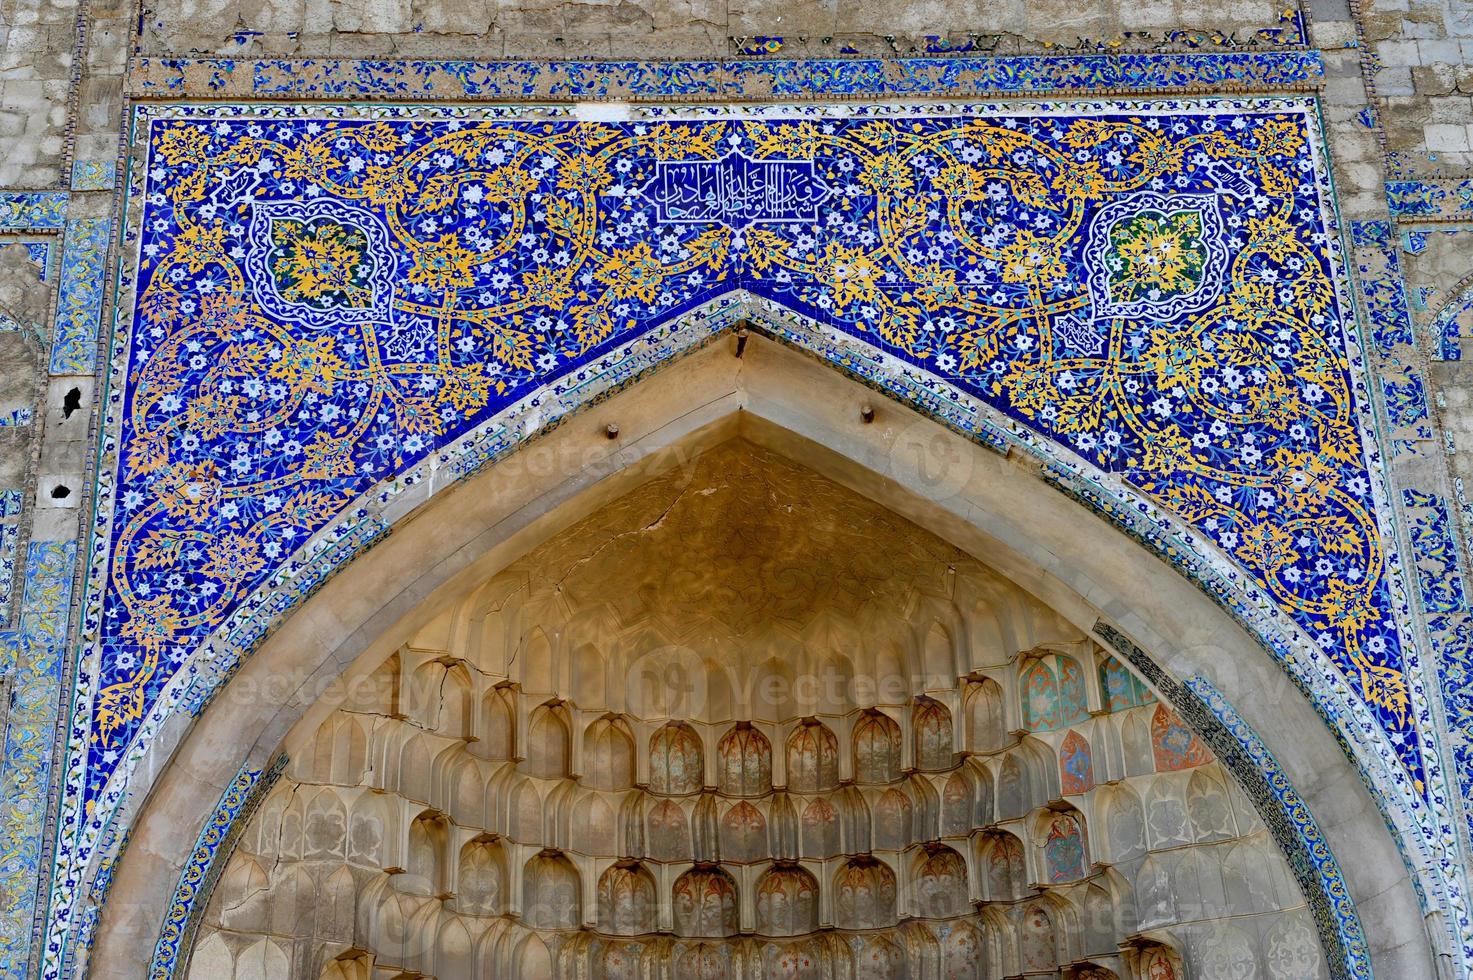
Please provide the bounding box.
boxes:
[47,91,1466,979]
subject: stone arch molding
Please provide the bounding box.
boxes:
[81,338,1429,978]
[54,96,1459,977]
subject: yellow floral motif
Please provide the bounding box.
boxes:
[408,233,478,291]
[1107,209,1207,302]
[280,140,341,182]
[1144,327,1209,388]
[858,154,915,195]
[155,460,221,520]
[1267,449,1339,514]
[360,165,419,207]
[483,165,539,202]
[998,232,1067,286]
[1235,521,1300,572]
[95,648,160,746]
[266,336,346,396]
[201,532,266,585]
[646,122,726,160]
[440,364,493,411]
[176,223,228,272]
[301,431,357,479]
[524,266,575,309]
[596,243,668,304]
[155,126,212,165]
[912,266,962,311]
[1354,655,1410,727]
[816,243,880,310]
[269,220,369,307]
[104,110,1425,790]
[1252,117,1307,161]
[119,597,181,653]
[556,155,613,195]
[394,396,444,436]
[351,121,404,152]
[1223,280,1279,329]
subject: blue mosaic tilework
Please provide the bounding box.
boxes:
[150,755,285,980]
[1094,622,1368,980]
[1351,220,1415,356]
[0,543,76,979]
[127,50,1325,101]
[23,243,49,281]
[1431,280,1473,361]
[0,532,17,623]
[0,194,67,231]
[1348,220,1473,959]
[46,94,1472,976]
[0,490,23,625]
[49,217,110,375]
[1381,373,1429,430]
[81,99,1421,784]
[1386,178,1473,220]
[1429,612,1473,843]
[69,160,116,193]
[1404,490,1469,615]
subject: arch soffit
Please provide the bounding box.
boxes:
[94,335,1432,978]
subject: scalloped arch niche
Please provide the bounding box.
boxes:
[189,441,1325,979]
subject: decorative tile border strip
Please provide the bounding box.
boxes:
[0,543,76,979]
[127,50,1325,102]
[1429,279,1473,361]
[1094,621,1369,980]
[149,755,286,980]
[0,194,68,231]
[1351,220,1415,356]
[0,492,22,621]
[49,217,110,376]
[1404,490,1469,615]
[1349,216,1473,913]
[1400,486,1473,854]
[0,190,72,980]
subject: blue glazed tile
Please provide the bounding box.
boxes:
[46,91,1470,980]
[0,542,76,978]
[1403,490,1468,614]
[70,159,117,193]
[127,50,1325,100]
[0,194,68,231]
[149,756,286,980]
[49,217,110,375]
[1430,281,1473,361]
[89,103,1420,792]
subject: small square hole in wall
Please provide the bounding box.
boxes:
[39,478,79,509]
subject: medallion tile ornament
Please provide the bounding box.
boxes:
[46,91,1473,976]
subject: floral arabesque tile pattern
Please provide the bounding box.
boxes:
[54,97,1456,973]
[90,101,1417,783]
[49,217,111,375]
[0,543,76,978]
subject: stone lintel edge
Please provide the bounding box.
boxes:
[123,49,1326,103]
